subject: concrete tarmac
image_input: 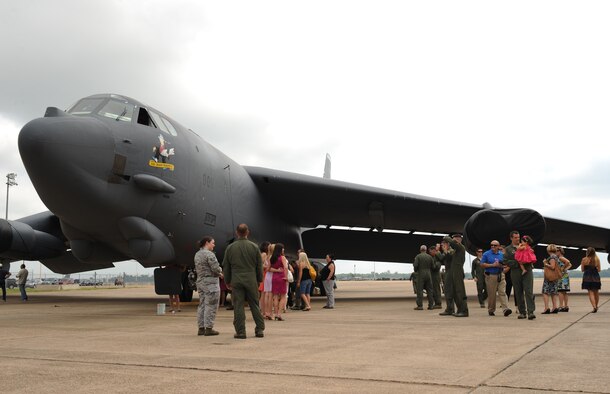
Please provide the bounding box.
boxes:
[0,279,608,393]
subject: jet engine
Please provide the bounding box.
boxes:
[0,213,66,261]
[463,208,546,256]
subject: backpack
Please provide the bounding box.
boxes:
[308,265,317,282]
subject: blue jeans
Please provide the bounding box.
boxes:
[19,284,28,300]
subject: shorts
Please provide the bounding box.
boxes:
[300,279,312,295]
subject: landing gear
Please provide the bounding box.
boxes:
[154,266,194,302]
[179,270,193,302]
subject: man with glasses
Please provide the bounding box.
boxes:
[471,249,487,308]
[480,241,512,317]
[504,231,536,320]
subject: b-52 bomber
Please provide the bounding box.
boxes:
[1,94,608,300]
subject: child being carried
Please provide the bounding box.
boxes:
[515,235,537,275]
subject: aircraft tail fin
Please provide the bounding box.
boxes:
[323,153,331,179]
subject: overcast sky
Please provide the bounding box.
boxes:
[1,1,609,276]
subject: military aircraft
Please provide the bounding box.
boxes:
[1,94,608,300]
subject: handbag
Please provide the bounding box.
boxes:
[287,269,294,283]
[543,261,561,282]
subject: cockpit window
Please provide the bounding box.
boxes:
[139,108,178,136]
[67,98,105,115]
[161,116,178,136]
[98,99,135,122]
[149,110,169,134]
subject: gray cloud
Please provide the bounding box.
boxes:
[0,1,205,124]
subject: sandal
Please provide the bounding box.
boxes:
[541,309,551,314]
[275,316,284,321]
[303,307,311,311]
[264,315,273,320]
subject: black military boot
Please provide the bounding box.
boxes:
[204,328,220,336]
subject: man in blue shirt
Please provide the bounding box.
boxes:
[480,241,512,317]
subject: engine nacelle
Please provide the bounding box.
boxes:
[463,208,546,256]
[0,218,66,261]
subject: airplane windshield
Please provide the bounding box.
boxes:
[67,98,105,115]
[97,99,135,123]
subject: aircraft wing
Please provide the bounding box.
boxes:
[542,217,610,251]
[245,166,480,263]
[245,166,482,233]
[245,167,610,264]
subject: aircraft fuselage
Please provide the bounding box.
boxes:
[14,94,299,272]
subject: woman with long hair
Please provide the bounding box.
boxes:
[296,252,313,311]
[270,243,288,320]
[581,247,601,313]
[258,241,273,320]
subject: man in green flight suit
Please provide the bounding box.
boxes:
[437,240,453,315]
[471,248,487,308]
[413,245,435,310]
[440,233,469,317]
[222,223,265,338]
[504,230,536,320]
[428,245,443,309]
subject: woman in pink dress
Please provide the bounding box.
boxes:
[270,243,288,321]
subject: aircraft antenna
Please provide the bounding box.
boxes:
[323,153,331,179]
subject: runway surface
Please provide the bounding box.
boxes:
[0,279,608,393]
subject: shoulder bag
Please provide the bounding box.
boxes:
[543,260,561,282]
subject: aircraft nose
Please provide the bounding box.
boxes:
[18,113,115,214]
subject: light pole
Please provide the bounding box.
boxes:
[5,173,17,220]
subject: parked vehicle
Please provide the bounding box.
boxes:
[24,280,37,289]
[6,278,17,289]
[79,280,103,286]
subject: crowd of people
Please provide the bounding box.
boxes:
[193,223,336,339]
[196,225,603,338]
[414,230,603,319]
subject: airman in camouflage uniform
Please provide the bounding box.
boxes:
[195,236,224,336]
